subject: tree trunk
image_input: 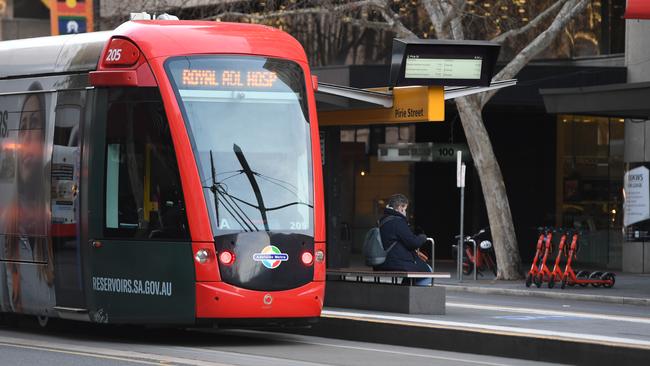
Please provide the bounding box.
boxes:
[455,96,522,280]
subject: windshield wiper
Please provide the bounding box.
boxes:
[209,150,220,225]
[203,147,313,232]
[204,150,258,232]
[233,144,269,231]
[266,201,313,211]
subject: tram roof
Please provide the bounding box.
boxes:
[114,20,307,62]
[0,31,111,80]
[0,20,308,80]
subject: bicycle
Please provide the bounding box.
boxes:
[452,228,497,277]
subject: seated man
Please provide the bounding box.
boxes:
[373,193,433,286]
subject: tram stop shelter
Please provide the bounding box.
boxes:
[315,39,516,126]
[312,39,517,314]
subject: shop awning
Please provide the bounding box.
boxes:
[540,81,650,120]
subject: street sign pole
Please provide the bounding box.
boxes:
[456,151,466,281]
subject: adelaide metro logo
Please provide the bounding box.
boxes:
[253,245,289,269]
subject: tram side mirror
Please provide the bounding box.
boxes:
[311,75,318,91]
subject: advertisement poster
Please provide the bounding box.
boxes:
[624,166,650,227]
[0,88,56,314]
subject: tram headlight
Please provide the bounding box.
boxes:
[195,249,209,264]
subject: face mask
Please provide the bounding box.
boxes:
[387,205,407,215]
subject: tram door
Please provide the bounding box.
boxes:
[84,88,195,324]
[52,91,86,309]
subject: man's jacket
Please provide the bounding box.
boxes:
[374,207,430,272]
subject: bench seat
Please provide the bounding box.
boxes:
[327,269,450,283]
[325,268,450,315]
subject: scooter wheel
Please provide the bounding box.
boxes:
[561,275,568,289]
[576,270,590,287]
[534,273,543,288]
[589,271,603,287]
[601,272,615,288]
[525,273,533,287]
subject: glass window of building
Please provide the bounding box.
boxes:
[557,115,624,267]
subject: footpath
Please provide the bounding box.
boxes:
[435,260,650,306]
[293,261,650,365]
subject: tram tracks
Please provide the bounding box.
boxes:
[0,335,230,366]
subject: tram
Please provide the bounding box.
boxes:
[0,19,325,326]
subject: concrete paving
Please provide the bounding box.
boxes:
[322,294,650,346]
[314,259,650,364]
[433,260,650,306]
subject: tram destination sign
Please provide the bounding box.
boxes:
[166,56,305,94]
[180,68,279,89]
[390,39,500,87]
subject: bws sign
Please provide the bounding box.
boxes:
[624,166,650,226]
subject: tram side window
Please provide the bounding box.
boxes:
[103,88,189,240]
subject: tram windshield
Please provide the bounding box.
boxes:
[166,56,313,235]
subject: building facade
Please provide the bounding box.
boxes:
[542,15,650,273]
[316,0,631,271]
[0,0,49,41]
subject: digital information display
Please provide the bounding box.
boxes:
[404,57,483,80]
[390,39,500,87]
[181,69,279,89]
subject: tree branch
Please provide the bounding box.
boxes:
[450,8,466,40]
[371,0,417,38]
[490,0,568,44]
[422,0,448,39]
[342,17,398,33]
[210,0,417,39]
[422,0,465,40]
[480,0,589,106]
[442,0,466,37]
[210,1,373,21]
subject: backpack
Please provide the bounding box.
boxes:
[363,216,399,266]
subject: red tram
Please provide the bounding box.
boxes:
[0,19,325,326]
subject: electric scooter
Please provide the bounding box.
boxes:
[533,228,554,288]
[561,232,615,289]
[525,227,547,287]
[548,229,568,288]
